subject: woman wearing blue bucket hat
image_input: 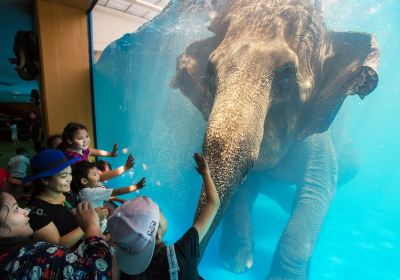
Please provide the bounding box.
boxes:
[22,149,95,248]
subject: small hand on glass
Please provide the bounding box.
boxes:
[194,153,208,176]
[135,177,146,190]
[125,154,134,170]
[111,144,118,157]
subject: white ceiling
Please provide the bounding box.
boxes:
[96,0,170,19]
[92,0,170,52]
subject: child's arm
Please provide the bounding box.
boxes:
[99,154,134,182]
[192,153,220,243]
[90,144,118,157]
[110,177,146,196]
[110,197,127,204]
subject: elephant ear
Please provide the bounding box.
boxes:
[323,31,379,97]
[297,31,379,139]
[171,36,221,120]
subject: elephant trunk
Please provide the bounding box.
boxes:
[196,65,274,252]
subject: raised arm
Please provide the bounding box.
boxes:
[192,153,220,242]
[99,154,134,182]
[110,177,146,196]
[90,144,118,157]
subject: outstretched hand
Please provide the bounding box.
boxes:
[135,177,146,190]
[125,154,134,170]
[111,144,118,157]
[194,153,209,176]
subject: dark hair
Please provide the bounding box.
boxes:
[59,123,87,151]
[16,147,27,155]
[96,160,112,172]
[0,191,9,229]
[71,160,97,194]
[46,134,62,149]
[31,178,51,198]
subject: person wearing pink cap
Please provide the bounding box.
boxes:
[108,153,220,279]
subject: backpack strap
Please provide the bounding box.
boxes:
[166,244,180,280]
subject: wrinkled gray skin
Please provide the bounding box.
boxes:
[219,129,355,278]
[173,0,379,279]
[219,110,360,276]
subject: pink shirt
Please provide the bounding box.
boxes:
[64,148,90,162]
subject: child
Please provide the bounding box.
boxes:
[7,147,30,191]
[71,160,146,231]
[108,153,219,279]
[46,134,62,149]
[97,153,134,182]
[8,121,20,144]
[60,122,118,162]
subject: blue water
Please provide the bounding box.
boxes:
[93,1,400,279]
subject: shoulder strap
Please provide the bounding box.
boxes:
[166,244,180,280]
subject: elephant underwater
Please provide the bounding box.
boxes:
[94,0,379,279]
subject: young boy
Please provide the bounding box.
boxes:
[8,147,30,183]
[71,161,146,231]
[108,153,219,279]
[7,147,30,203]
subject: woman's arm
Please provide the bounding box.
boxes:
[32,222,84,248]
[32,202,102,248]
[110,177,146,196]
[192,153,220,243]
[90,144,118,157]
[99,154,134,182]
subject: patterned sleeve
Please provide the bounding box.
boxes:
[64,236,113,278]
[0,237,113,278]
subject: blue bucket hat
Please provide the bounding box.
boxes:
[22,149,79,183]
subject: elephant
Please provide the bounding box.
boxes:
[8,30,40,81]
[172,0,379,279]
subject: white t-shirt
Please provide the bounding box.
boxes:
[78,186,113,208]
[10,124,17,136]
[79,186,113,233]
[8,155,30,178]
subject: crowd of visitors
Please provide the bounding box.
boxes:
[0,121,219,279]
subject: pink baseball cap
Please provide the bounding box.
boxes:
[108,196,160,275]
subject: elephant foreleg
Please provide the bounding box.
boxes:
[268,132,338,280]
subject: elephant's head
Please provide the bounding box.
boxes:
[172,0,378,246]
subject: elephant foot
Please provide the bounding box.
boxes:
[220,239,254,273]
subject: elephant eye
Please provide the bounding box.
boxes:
[271,63,300,103]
